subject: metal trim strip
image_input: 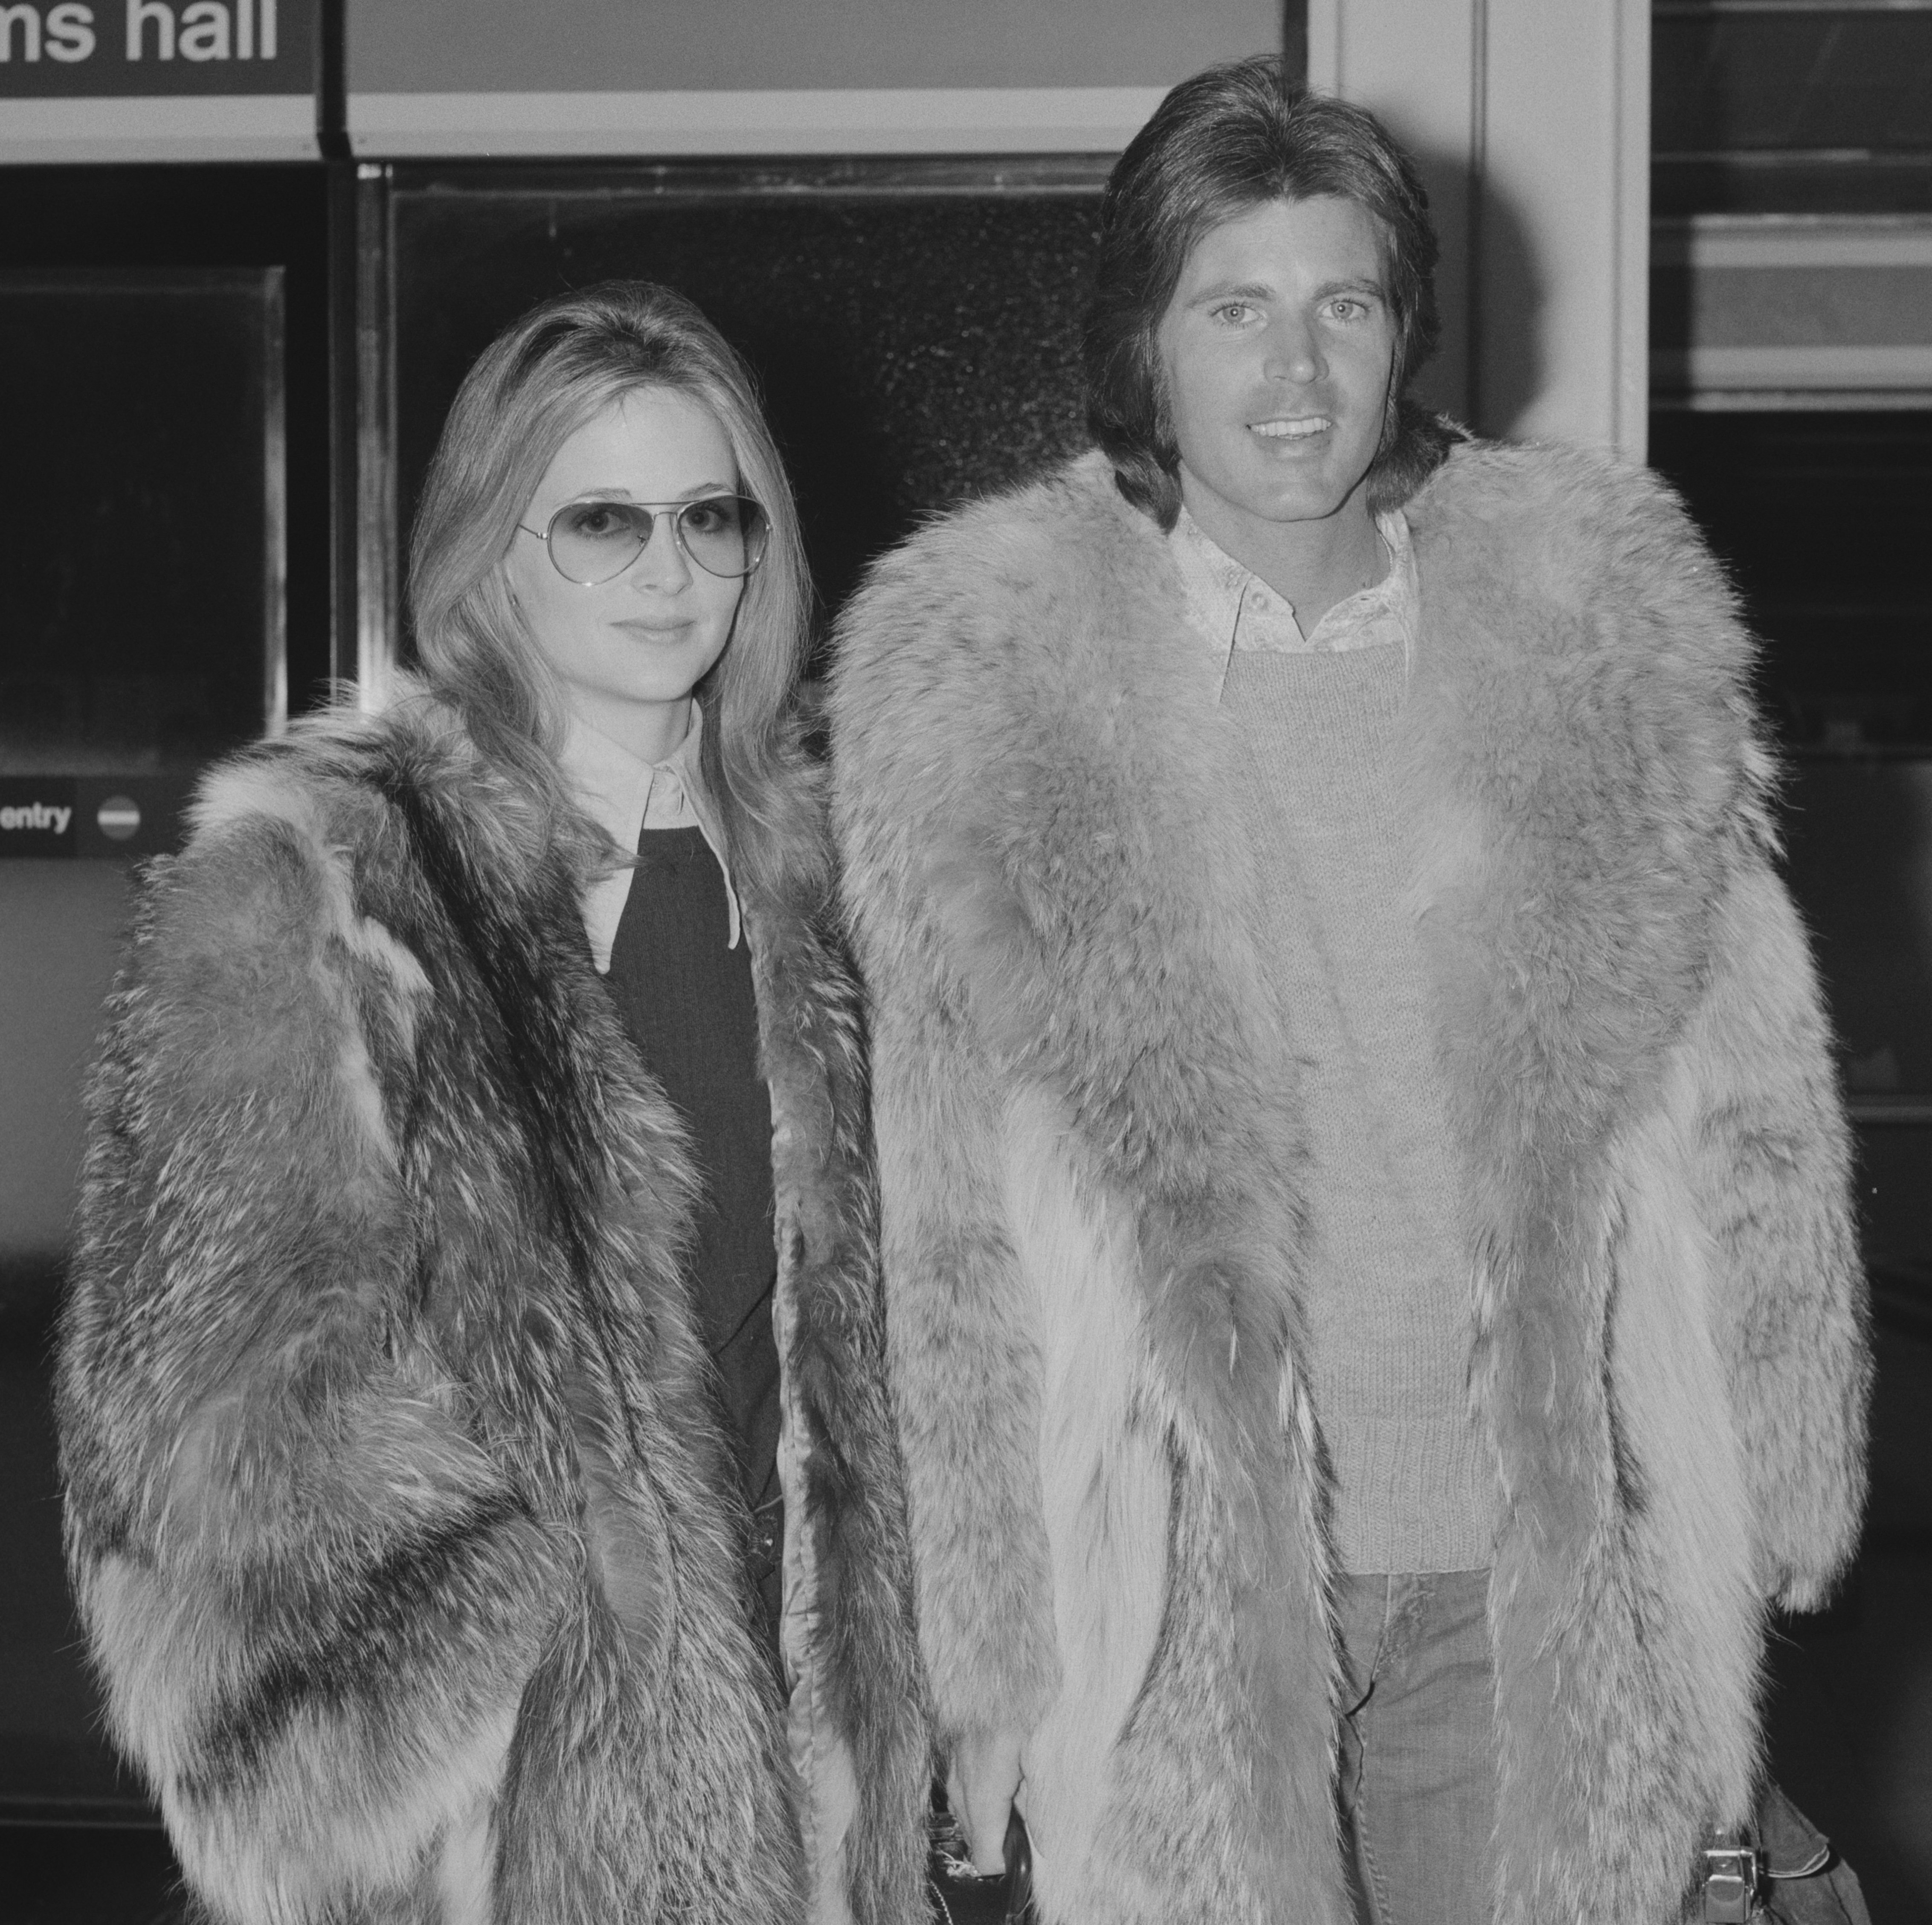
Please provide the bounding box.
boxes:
[345,85,1169,157]
[0,94,315,163]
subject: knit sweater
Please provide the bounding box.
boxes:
[1221,641,1496,1573]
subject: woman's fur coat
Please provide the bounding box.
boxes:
[827,444,1870,1925]
[56,688,928,1925]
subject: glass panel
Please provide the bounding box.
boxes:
[1655,4,1932,158]
[0,269,285,803]
[1653,1,1932,215]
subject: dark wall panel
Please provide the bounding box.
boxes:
[0,270,283,778]
[1649,412,1932,754]
[384,163,1107,631]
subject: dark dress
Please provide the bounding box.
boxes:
[602,825,783,1661]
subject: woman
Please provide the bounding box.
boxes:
[57,283,926,1925]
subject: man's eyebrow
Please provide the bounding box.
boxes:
[1185,277,1276,306]
[1184,272,1387,307]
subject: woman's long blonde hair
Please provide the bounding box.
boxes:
[408,281,813,894]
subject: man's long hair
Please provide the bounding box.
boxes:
[1084,55,1455,527]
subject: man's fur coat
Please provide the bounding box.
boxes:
[827,444,1869,1925]
[56,688,928,1925]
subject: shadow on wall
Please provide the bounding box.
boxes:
[1467,170,1546,440]
[1375,131,1549,441]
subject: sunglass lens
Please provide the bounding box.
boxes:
[549,501,652,583]
[678,496,769,578]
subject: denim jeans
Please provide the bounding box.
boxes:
[1336,1569,1497,1925]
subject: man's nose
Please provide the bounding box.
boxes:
[1263,315,1324,385]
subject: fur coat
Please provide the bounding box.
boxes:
[56,688,928,1925]
[827,444,1870,1925]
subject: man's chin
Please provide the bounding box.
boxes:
[1236,481,1369,529]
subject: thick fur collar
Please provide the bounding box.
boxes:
[830,446,1865,1925]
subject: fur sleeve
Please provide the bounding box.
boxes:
[867,983,1065,1745]
[744,744,931,1925]
[827,524,1068,1758]
[1680,806,1871,1611]
[56,793,563,1920]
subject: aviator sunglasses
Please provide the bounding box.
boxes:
[518,493,770,585]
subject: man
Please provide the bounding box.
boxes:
[829,57,1868,1925]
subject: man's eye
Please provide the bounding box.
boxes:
[1213,302,1254,325]
[1328,298,1367,321]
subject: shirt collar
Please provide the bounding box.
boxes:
[559,703,743,962]
[1170,504,1419,700]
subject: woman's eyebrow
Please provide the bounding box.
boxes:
[555,480,737,501]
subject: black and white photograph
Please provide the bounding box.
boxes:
[2,3,1929,1921]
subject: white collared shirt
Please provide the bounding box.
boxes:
[559,704,743,973]
[1170,503,1420,699]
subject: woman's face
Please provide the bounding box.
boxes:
[504,386,746,754]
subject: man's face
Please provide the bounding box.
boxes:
[1157,195,1398,543]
